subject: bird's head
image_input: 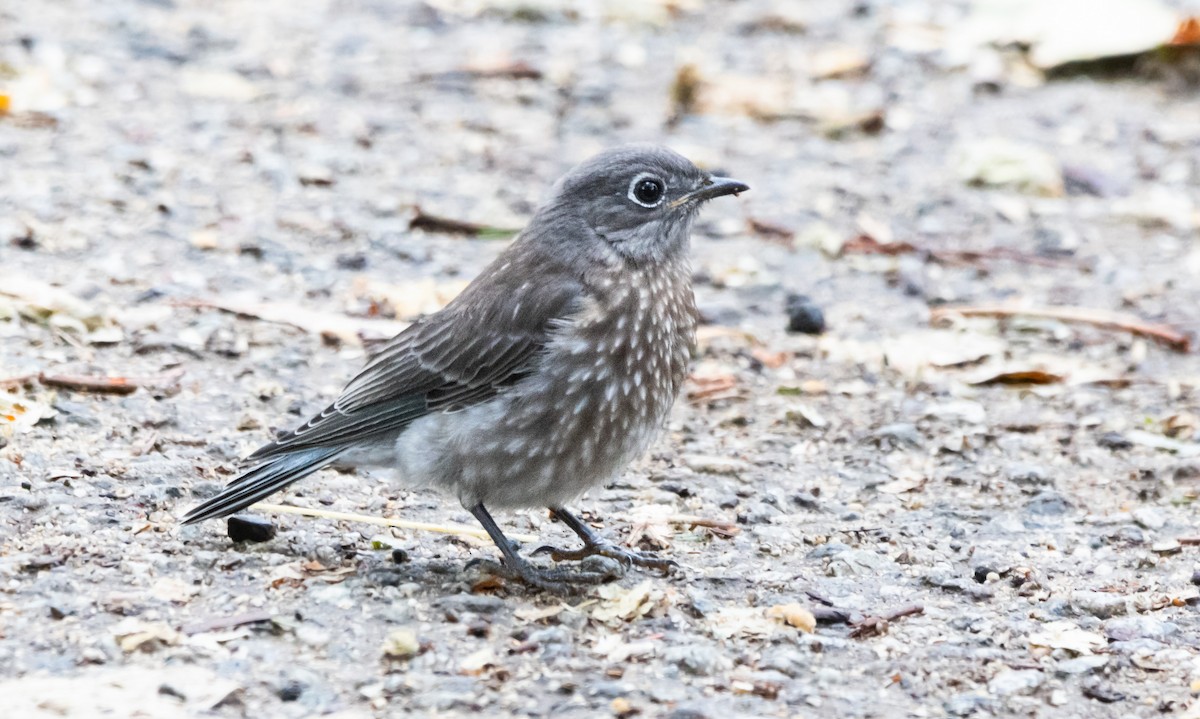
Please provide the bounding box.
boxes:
[538,144,749,265]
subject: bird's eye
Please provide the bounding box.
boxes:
[629,175,665,208]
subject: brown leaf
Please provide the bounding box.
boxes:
[747,218,794,241]
[686,372,738,402]
[1169,16,1200,45]
[750,348,789,369]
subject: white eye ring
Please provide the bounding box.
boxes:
[627,173,666,208]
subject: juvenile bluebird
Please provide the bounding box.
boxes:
[183,145,749,591]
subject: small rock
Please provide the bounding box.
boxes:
[1151,539,1181,555]
[872,423,922,448]
[680,454,746,476]
[1070,591,1127,619]
[1131,507,1166,530]
[278,680,305,701]
[790,491,820,510]
[391,548,409,564]
[1082,682,1125,703]
[434,594,507,616]
[1055,655,1109,676]
[829,549,893,577]
[1023,492,1072,516]
[1096,432,1133,450]
[784,293,826,335]
[944,693,990,717]
[988,669,1044,696]
[757,647,807,678]
[663,644,731,676]
[295,624,331,648]
[1104,617,1176,642]
[336,252,368,270]
[226,515,276,543]
[1005,463,1052,486]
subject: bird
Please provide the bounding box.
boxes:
[182,144,749,591]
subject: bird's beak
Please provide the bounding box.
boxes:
[670,176,750,208]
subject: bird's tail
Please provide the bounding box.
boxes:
[181,447,345,525]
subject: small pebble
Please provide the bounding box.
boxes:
[1070,590,1127,619]
[1131,507,1166,530]
[784,293,826,334]
[278,680,304,702]
[227,515,277,543]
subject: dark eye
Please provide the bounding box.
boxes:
[629,176,665,207]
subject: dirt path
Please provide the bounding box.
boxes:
[2,1,1198,717]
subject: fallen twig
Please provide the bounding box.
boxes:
[931,304,1191,352]
[38,368,184,395]
[181,610,274,636]
[667,514,740,537]
[849,604,925,638]
[419,62,543,81]
[0,375,36,390]
[252,503,538,543]
[408,207,519,238]
[177,297,407,346]
[1178,537,1200,546]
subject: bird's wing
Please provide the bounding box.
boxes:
[246,273,582,461]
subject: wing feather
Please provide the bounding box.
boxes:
[247,270,582,461]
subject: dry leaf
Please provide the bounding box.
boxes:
[1028,621,1104,655]
[592,580,668,624]
[351,277,469,321]
[687,372,738,402]
[1171,17,1200,45]
[112,619,182,653]
[708,607,781,639]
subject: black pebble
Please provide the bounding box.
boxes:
[1096,432,1133,451]
[391,548,409,564]
[785,293,826,334]
[278,680,305,702]
[227,515,276,543]
[336,252,368,270]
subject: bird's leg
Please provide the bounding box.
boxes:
[467,503,615,593]
[533,507,677,574]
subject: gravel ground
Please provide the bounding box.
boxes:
[2,1,1200,717]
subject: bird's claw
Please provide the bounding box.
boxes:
[468,558,615,595]
[533,542,677,575]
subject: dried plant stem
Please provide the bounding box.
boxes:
[253,503,538,543]
[931,305,1191,352]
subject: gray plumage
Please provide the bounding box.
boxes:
[183,144,748,591]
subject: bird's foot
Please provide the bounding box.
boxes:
[533,541,677,575]
[465,558,619,595]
